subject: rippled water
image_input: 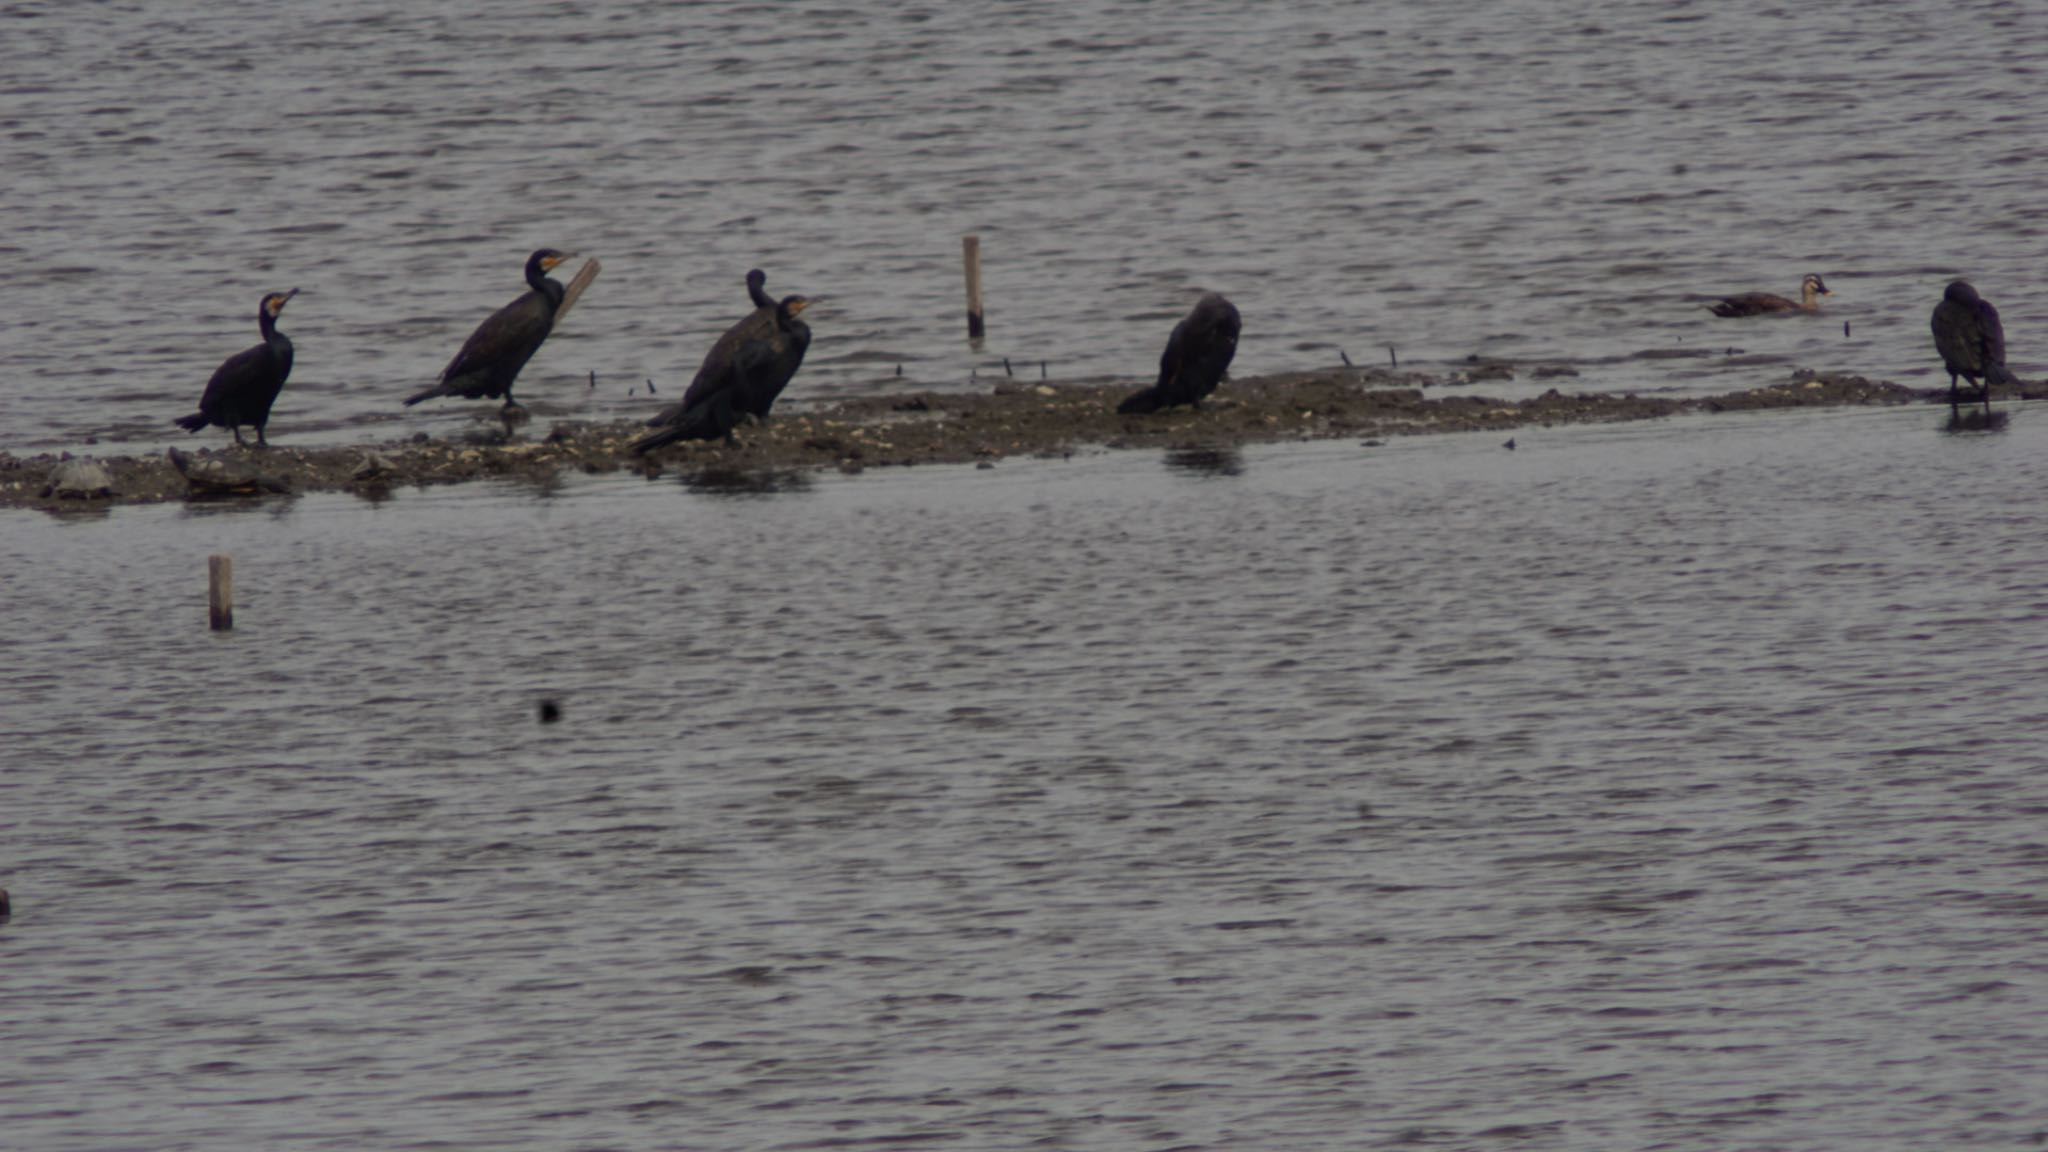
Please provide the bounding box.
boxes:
[6,405,2048,1149]
[4,0,2045,451]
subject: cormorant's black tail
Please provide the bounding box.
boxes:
[402,383,446,407]
[1117,388,1167,415]
[631,400,731,455]
[1988,362,2019,390]
[173,412,209,433]
[630,424,687,456]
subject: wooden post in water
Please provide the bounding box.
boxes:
[962,235,985,340]
[208,554,233,632]
[555,257,602,322]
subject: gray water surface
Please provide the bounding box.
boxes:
[4,0,2044,450]
[5,405,2048,1149]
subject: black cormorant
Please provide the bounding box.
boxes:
[1931,280,2016,414]
[1708,273,1831,317]
[174,289,299,447]
[1118,293,1241,414]
[404,248,572,410]
[634,274,812,454]
[645,269,785,428]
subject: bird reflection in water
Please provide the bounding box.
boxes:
[1943,409,2010,434]
[176,494,300,521]
[677,467,814,497]
[1163,446,1244,478]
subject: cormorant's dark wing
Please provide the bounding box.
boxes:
[647,397,685,427]
[1181,298,1240,399]
[1932,300,1965,372]
[1976,298,2019,387]
[1113,323,1188,414]
[1118,299,1236,414]
[637,326,772,448]
[440,288,555,388]
[1977,298,2007,367]
[631,392,740,453]
[1154,317,1190,398]
[735,320,810,417]
[633,351,759,454]
[680,307,777,412]
[199,343,276,413]
[728,331,784,396]
[1933,299,1986,377]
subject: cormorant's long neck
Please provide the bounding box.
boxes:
[526,255,564,308]
[258,303,292,375]
[748,272,774,311]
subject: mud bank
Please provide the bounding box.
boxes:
[0,367,1992,511]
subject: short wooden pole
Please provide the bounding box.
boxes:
[555,257,602,322]
[962,235,985,339]
[209,554,233,632]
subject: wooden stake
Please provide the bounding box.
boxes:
[555,258,602,322]
[209,554,233,632]
[962,235,985,339]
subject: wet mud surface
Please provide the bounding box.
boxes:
[0,365,2016,511]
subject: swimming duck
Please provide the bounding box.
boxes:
[1708,273,1831,317]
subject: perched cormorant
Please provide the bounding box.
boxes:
[174,289,299,447]
[1931,280,2016,414]
[404,248,573,410]
[1708,273,1831,317]
[1117,293,1241,414]
[634,272,812,454]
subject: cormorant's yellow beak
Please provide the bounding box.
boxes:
[787,297,813,317]
[542,252,575,272]
[271,288,300,315]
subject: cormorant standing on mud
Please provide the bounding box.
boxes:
[1118,293,1241,414]
[1931,280,2016,415]
[174,289,299,447]
[1708,273,1831,317]
[633,271,812,454]
[404,248,573,411]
